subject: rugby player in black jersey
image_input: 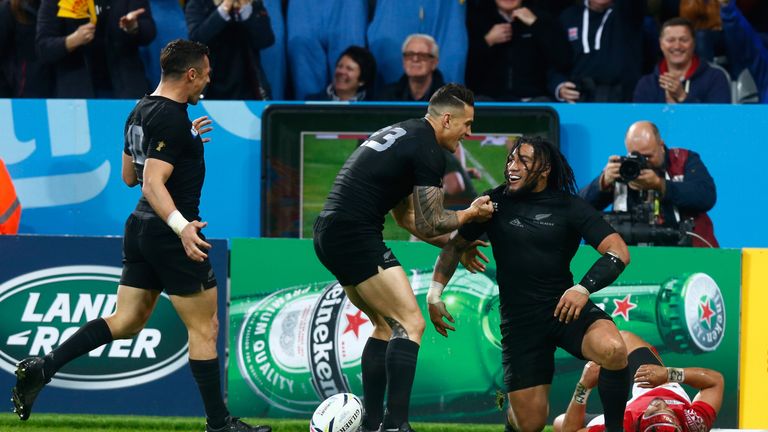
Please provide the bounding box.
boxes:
[10,39,270,432]
[430,137,631,432]
[313,84,495,432]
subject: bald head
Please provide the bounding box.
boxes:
[624,121,665,168]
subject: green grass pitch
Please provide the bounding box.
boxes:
[0,413,553,431]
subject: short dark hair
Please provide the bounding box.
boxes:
[337,45,377,94]
[427,83,474,117]
[160,39,210,79]
[660,17,695,39]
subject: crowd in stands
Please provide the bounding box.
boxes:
[0,0,765,103]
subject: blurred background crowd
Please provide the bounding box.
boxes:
[0,0,765,103]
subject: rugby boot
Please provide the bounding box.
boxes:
[205,416,271,432]
[378,422,416,432]
[359,412,381,432]
[11,357,50,421]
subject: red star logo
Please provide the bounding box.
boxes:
[699,300,715,327]
[612,294,637,321]
[343,310,369,338]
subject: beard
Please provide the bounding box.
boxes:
[504,180,537,197]
[504,166,545,197]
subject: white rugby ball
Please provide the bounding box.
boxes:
[310,393,364,432]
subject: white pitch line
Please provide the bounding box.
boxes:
[463,146,499,186]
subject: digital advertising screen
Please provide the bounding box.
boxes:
[262,104,559,238]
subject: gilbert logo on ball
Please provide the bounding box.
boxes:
[0,266,189,389]
[310,393,363,432]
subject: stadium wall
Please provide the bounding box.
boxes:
[0,99,766,247]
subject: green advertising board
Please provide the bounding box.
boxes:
[229,238,740,426]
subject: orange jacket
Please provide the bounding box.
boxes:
[0,158,21,234]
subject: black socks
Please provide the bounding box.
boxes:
[43,318,113,378]
[190,358,229,430]
[361,338,389,430]
[382,338,420,428]
[598,365,631,432]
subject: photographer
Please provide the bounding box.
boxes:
[579,121,718,247]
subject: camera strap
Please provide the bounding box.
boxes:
[612,182,628,212]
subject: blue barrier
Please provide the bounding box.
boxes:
[0,99,266,239]
[1,99,765,247]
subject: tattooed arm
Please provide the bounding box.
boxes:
[428,233,476,337]
[433,233,474,286]
[412,185,493,238]
[391,195,452,247]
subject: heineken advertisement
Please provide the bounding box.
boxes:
[0,235,229,416]
[229,239,741,426]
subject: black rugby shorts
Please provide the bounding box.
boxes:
[313,212,401,286]
[120,213,217,295]
[500,299,612,392]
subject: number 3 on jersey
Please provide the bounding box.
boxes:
[362,126,406,152]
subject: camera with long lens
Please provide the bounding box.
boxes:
[617,152,648,183]
[603,203,694,246]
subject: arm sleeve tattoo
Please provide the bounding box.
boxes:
[434,236,470,281]
[413,185,460,237]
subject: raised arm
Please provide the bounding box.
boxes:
[412,186,492,237]
[561,361,601,432]
[635,364,724,413]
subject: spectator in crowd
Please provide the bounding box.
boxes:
[531,0,574,19]
[466,0,571,101]
[379,34,445,102]
[139,0,188,88]
[554,330,724,432]
[368,0,468,90]
[186,0,274,100]
[258,0,285,100]
[554,0,646,102]
[720,0,768,103]
[579,121,719,247]
[306,45,376,101]
[679,0,724,61]
[36,0,156,98]
[286,0,367,100]
[734,0,767,45]
[0,0,52,97]
[634,17,731,103]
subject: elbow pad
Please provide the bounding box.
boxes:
[579,252,626,293]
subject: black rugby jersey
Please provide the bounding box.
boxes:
[123,95,205,220]
[322,118,446,228]
[459,185,615,319]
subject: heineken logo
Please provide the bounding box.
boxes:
[0,266,189,390]
[683,273,725,352]
[236,283,373,414]
[308,283,352,399]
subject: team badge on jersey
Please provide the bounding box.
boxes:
[156,141,166,151]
